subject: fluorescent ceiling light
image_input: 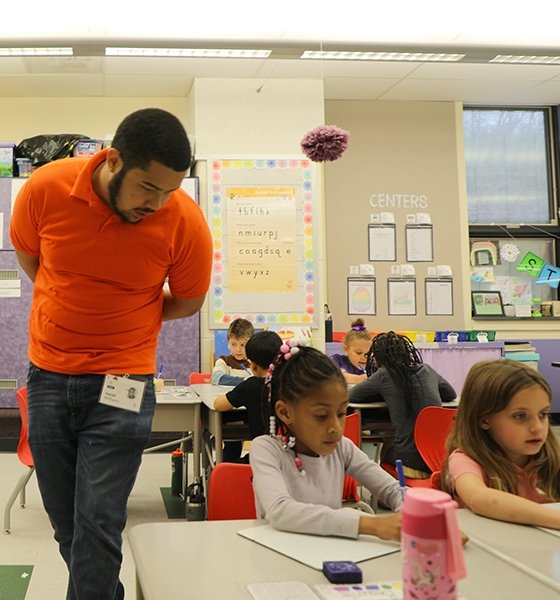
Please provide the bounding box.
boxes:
[0,47,73,56]
[490,54,560,64]
[300,50,465,62]
[105,47,271,58]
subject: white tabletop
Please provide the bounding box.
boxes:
[151,385,202,481]
[155,386,201,406]
[190,383,235,409]
[129,515,560,600]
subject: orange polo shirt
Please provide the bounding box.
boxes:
[10,150,212,375]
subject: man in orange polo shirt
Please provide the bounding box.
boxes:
[10,108,213,600]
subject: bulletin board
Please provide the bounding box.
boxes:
[208,158,319,329]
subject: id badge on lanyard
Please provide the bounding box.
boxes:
[99,375,146,413]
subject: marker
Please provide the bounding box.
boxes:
[395,459,407,500]
[157,364,164,378]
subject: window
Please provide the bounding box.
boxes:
[464,108,554,225]
[464,107,560,314]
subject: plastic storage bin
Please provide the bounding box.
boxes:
[73,139,104,157]
[397,331,435,342]
[434,331,469,342]
[467,330,496,342]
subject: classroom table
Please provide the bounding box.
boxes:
[149,386,202,482]
[128,514,560,600]
[458,509,560,586]
[327,342,504,395]
[190,383,243,465]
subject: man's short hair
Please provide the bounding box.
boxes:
[111,108,191,172]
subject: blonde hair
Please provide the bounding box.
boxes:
[441,359,560,500]
[343,318,372,346]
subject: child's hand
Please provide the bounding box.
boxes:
[359,513,402,541]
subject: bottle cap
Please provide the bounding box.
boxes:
[403,488,455,517]
[171,448,184,457]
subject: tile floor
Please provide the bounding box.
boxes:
[1,452,176,600]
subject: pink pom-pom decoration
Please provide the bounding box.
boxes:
[300,125,350,162]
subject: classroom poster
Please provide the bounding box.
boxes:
[388,279,416,315]
[208,158,318,328]
[425,278,453,315]
[227,187,297,292]
[347,277,376,315]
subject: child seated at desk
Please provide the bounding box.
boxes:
[349,331,456,477]
[250,340,403,541]
[211,318,254,386]
[212,318,255,461]
[441,359,560,530]
[330,319,374,384]
[214,331,283,463]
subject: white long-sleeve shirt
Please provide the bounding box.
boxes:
[250,435,403,539]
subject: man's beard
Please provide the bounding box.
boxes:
[107,167,136,224]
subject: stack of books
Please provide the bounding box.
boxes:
[504,341,540,370]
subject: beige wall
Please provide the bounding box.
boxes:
[0,97,191,142]
[192,78,325,156]
[2,90,556,341]
[324,99,560,340]
[324,99,469,333]
[190,78,327,370]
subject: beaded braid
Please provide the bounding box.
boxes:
[365,331,423,409]
[263,339,347,475]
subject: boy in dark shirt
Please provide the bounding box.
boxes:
[213,331,282,461]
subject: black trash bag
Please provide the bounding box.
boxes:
[16,134,91,167]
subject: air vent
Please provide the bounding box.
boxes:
[0,379,18,389]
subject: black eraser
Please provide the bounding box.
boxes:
[322,560,363,584]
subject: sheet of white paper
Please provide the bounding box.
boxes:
[238,525,400,570]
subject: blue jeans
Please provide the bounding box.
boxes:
[27,364,155,600]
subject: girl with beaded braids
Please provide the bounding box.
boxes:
[350,332,456,477]
[250,339,403,540]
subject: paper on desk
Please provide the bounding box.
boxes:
[314,582,468,600]
[238,525,399,570]
[315,581,403,600]
[247,581,318,600]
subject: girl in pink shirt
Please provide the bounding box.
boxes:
[441,359,560,529]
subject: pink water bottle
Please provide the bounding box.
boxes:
[402,488,466,599]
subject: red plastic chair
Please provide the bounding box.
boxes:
[380,462,432,488]
[342,413,361,502]
[4,387,35,533]
[381,405,458,489]
[207,462,257,520]
[189,372,212,384]
[414,406,458,473]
